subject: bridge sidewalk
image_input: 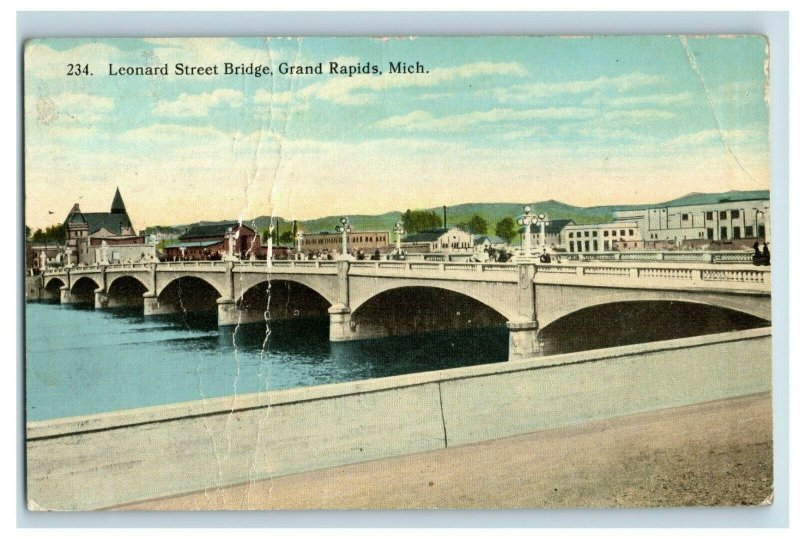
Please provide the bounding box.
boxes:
[118,392,772,510]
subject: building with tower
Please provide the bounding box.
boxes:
[64,188,152,265]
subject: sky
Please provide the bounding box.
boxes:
[24,36,770,230]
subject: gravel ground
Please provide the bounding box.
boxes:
[120,392,773,510]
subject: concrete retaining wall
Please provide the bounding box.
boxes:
[26,327,771,510]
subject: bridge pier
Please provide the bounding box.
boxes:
[507,319,541,361]
[94,291,108,309]
[328,304,353,341]
[143,293,182,316]
[59,286,89,304]
[217,299,237,326]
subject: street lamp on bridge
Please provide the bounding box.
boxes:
[517,205,534,257]
[295,231,304,258]
[335,217,352,257]
[533,213,551,253]
[394,221,405,255]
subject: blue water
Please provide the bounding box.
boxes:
[25,302,508,421]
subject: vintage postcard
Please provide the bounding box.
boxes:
[24,36,772,510]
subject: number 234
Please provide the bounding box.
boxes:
[66,64,90,76]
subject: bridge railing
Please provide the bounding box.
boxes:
[555,250,756,264]
[158,261,228,270]
[536,261,770,290]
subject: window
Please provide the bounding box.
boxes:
[584,240,590,252]
[682,213,689,221]
[720,226,728,240]
[629,229,634,235]
[576,241,582,252]
[612,230,617,237]
[745,225,753,237]
[603,231,609,237]
[568,232,573,238]
[620,230,626,236]
[733,226,741,239]
[569,241,575,252]
[699,231,704,238]
[758,225,765,238]
[592,231,597,237]
[731,210,740,219]
[720,211,727,219]
[603,240,609,250]
[706,211,714,220]
[593,240,598,251]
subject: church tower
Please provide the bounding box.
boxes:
[111,187,127,214]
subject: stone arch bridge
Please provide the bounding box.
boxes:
[41,259,771,361]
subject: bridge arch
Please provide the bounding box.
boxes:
[534,285,771,330]
[156,273,227,300]
[107,273,150,295]
[235,275,338,308]
[69,276,100,303]
[349,285,509,339]
[237,279,333,321]
[348,278,518,322]
[156,275,222,313]
[537,299,771,355]
[106,275,150,307]
[43,276,66,293]
[70,274,102,293]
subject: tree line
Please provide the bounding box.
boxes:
[402,209,519,244]
[26,224,67,243]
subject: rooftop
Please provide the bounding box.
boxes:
[180,222,254,240]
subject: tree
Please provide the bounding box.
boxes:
[458,214,488,235]
[30,223,66,243]
[278,230,294,245]
[495,217,517,244]
[402,209,443,234]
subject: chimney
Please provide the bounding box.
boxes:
[443,206,447,228]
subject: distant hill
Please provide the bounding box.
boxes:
[176,190,769,239]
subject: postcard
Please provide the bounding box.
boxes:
[24,36,772,510]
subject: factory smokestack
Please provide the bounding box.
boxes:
[443,205,447,228]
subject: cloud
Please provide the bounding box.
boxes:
[154,89,244,117]
[120,123,233,143]
[583,92,695,107]
[601,109,675,121]
[665,128,764,148]
[490,72,662,103]
[374,107,595,132]
[299,61,527,105]
[24,92,115,125]
[253,89,295,106]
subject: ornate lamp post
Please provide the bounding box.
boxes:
[533,213,551,252]
[335,217,352,257]
[753,207,764,240]
[394,221,405,254]
[517,205,534,257]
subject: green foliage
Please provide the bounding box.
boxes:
[259,221,297,246]
[494,217,518,244]
[279,230,294,245]
[29,223,66,243]
[458,214,488,235]
[401,209,443,234]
